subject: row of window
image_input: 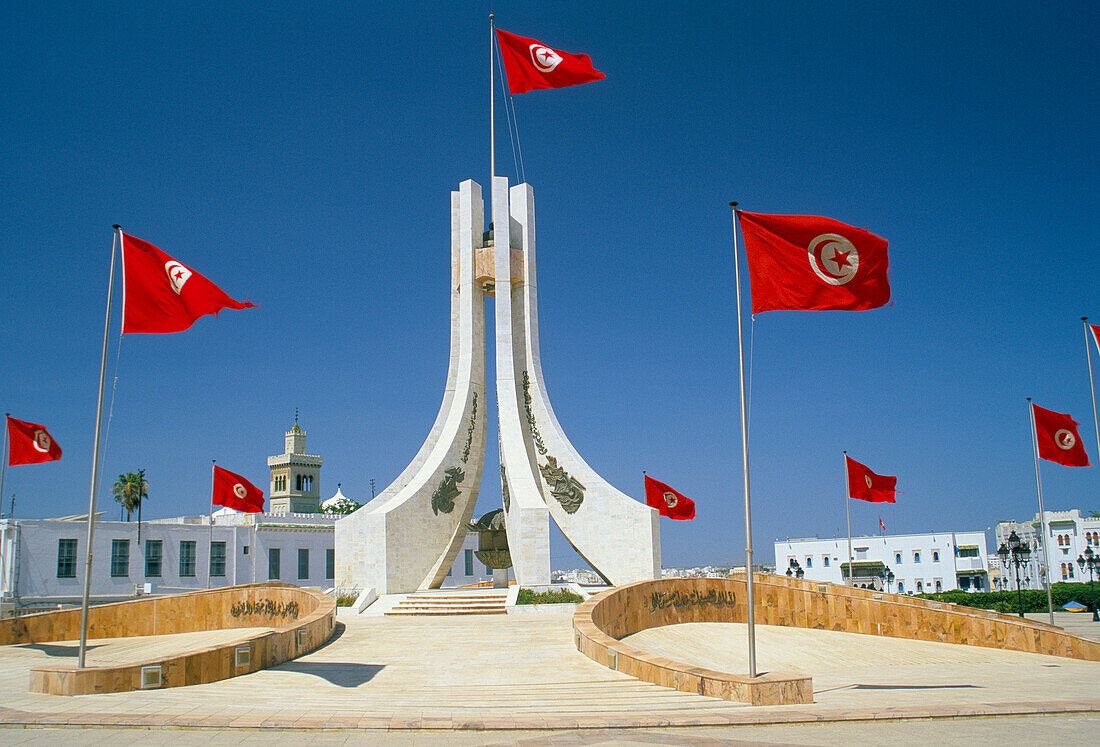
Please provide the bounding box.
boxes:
[1060,562,1076,580]
[57,539,334,581]
[792,549,948,569]
[1054,532,1097,547]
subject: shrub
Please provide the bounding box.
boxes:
[516,587,583,605]
[336,593,358,607]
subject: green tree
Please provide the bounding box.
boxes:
[112,470,149,539]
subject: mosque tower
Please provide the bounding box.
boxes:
[267,412,323,513]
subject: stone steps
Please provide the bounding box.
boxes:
[384,592,508,616]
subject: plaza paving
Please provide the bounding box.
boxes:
[0,606,1096,737]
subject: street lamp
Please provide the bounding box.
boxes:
[879,565,895,593]
[786,559,805,579]
[1076,546,1100,622]
[998,530,1031,618]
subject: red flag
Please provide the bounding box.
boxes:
[644,475,695,520]
[1091,323,1100,354]
[122,233,255,334]
[212,465,265,513]
[1032,403,1090,467]
[879,517,887,532]
[737,211,890,313]
[6,416,62,466]
[496,29,605,94]
[846,456,897,503]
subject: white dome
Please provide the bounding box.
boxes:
[322,485,352,509]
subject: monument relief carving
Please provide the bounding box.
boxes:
[431,466,466,515]
[540,455,585,514]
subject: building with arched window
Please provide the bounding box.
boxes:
[267,416,323,514]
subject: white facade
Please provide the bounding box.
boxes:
[0,511,498,613]
[773,531,990,594]
[992,510,1100,591]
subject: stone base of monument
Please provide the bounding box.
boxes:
[573,574,1100,706]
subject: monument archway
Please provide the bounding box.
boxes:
[336,178,660,594]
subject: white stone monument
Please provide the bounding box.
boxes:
[335,178,659,594]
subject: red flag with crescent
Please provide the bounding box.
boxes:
[496,29,605,94]
[6,416,62,465]
[644,475,695,520]
[121,232,256,334]
[1032,403,1090,467]
[737,211,890,313]
[846,456,897,503]
[212,465,265,513]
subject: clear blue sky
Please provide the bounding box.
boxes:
[2,2,1097,569]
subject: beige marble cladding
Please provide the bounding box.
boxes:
[573,575,1100,706]
[0,583,336,696]
[335,180,488,594]
[498,177,661,586]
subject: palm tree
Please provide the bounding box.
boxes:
[112,470,149,541]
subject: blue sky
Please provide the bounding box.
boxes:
[2,2,1097,569]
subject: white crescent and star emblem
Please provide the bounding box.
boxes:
[32,430,51,453]
[663,491,678,509]
[1054,429,1076,450]
[233,483,248,499]
[529,44,562,73]
[164,261,193,295]
[865,475,873,489]
[808,233,859,286]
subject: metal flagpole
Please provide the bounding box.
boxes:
[208,460,215,589]
[78,225,120,669]
[844,451,853,584]
[0,414,9,516]
[1027,398,1056,625]
[490,13,496,179]
[729,203,757,679]
[1083,318,1100,468]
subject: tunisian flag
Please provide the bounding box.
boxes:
[845,456,897,503]
[737,211,890,313]
[6,416,62,465]
[122,233,255,334]
[496,29,605,94]
[1032,403,1090,467]
[1090,323,1100,354]
[212,465,265,513]
[644,475,695,520]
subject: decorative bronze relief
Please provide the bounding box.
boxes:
[501,464,511,513]
[521,370,548,456]
[539,455,585,514]
[431,466,465,515]
[648,589,736,611]
[461,391,478,464]
[230,599,300,619]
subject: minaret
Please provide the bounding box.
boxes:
[267,411,323,513]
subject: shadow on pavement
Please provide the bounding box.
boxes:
[16,642,104,658]
[853,683,981,689]
[273,661,384,687]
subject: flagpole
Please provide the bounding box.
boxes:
[489,12,496,179]
[0,415,9,516]
[208,460,215,590]
[77,225,120,669]
[1026,398,1056,626]
[729,203,757,679]
[844,451,853,584]
[1083,317,1100,470]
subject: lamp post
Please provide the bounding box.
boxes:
[998,530,1031,618]
[879,565,895,593]
[1076,546,1100,622]
[786,559,805,579]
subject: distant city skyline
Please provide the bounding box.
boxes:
[2,3,1098,570]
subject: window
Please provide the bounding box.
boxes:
[298,548,310,580]
[1069,564,1075,579]
[273,475,286,492]
[1061,563,1068,580]
[326,549,334,579]
[823,557,830,567]
[935,579,942,592]
[296,475,302,491]
[269,548,281,580]
[895,553,902,564]
[855,547,868,560]
[897,582,904,593]
[57,539,78,578]
[484,564,492,575]
[958,546,979,557]
[932,551,940,562]
[960,576,971,590]
[243,545,249,555]
[464,549,473,576]
[916,581,923,592]
[145,540,163,578]
[913,552,921,563]
[210,541,227,577]
[179,541,196,577]
[110,539,129,577]
[303,475,313,492]
[805,557,812,568]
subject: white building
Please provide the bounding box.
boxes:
[774,531,990,594]
[992,510,1100,591]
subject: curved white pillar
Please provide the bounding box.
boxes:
[335,180,488,594]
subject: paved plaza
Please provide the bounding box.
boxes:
[0,606,1096,741]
